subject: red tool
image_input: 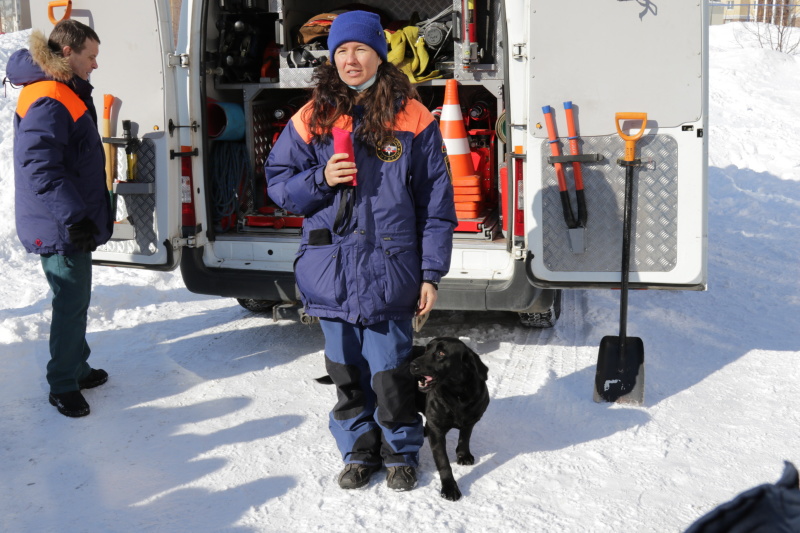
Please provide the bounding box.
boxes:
[563,101,587,227]
[541,104,586,229]
[461,0,479,68]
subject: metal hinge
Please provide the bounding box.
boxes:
[512,43,526,60]
[172,236,196,249]
[168,53,190,68]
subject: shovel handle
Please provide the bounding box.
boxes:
[615,112,647,162]
[47,0,72,25]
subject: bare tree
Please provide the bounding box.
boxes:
[738,2,800,54]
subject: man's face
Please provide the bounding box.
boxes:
[64,38,99,80]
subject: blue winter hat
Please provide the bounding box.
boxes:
[327,11,387,62]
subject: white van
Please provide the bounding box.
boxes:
[27,0,708,328]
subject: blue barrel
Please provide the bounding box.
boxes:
[207,100,245,141]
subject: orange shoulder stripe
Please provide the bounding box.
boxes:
[394,99,435,136]
[16,81,87,122]
[290,102,355,143]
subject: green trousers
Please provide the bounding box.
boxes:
[40,252,93,394]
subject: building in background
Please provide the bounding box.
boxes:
[710,2,800,25]
[0,0,30,33]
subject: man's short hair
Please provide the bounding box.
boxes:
[48,19,100,56]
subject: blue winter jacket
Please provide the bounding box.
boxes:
[7,31,112,255]
[266,99,457,325]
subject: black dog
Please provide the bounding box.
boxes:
[315,337,489,501]
[410,337,490,501]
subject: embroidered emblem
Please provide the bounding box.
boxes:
[376,137,402,162]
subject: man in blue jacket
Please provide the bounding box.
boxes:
[8,20,113,417]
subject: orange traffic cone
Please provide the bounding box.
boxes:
[440,79,479,187]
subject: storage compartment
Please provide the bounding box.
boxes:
[201,0,508,242]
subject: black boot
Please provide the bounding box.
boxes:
[338,463,381,489]
[386,466,417,491]
[49,391,90,417]
[79,368,108,390]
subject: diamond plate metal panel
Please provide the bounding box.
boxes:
[277,67,315,88]
[99,139,158,255]
[540,134,678,273]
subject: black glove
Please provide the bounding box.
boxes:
[67,218,99,253]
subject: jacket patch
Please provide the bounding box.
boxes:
[376,137,402,162]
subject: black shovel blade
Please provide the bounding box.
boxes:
[594,336,645,404]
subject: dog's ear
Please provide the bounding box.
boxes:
[461,345,489,381]
[472,351,489,381]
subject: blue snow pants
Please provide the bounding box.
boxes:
[319,318,423,468]
[40,252,93,394]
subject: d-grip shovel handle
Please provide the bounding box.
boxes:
[48,0,72,25]
[615,112,647,162]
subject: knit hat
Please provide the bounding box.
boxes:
[327,11,388,62]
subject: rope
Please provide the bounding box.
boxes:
[210,141,249,225]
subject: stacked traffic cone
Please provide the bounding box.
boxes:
[440,79,481,219]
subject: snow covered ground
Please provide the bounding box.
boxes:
[2,22,800,532]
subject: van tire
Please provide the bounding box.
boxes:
[518,289,562,328]
[237,298,278,313]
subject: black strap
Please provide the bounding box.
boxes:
[332,186,355,236]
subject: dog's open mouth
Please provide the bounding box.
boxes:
[417,375,437,392]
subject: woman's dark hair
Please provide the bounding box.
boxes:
[305,61,419,147]
[48,19,100,56]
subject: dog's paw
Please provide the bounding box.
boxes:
[456,453,475,466]
[440,482,462,501]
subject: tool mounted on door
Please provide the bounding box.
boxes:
[594,112,649,405]
[542,102,601,253]
[102,120,140,182]
[102,94,116,211]
[121,120,140,182]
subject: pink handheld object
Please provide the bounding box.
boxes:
[332,127,357,185]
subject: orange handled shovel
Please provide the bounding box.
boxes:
[102,94,115,191]
[594,112,648,404]
[102,94,117,215]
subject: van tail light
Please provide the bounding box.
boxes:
[180,146,196,229]
[513,156,525,237]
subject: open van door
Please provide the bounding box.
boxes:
[525,0,708,290]
[29,0,185,270]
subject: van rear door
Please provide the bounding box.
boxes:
[525,1,708,290]
[29,0,185,270]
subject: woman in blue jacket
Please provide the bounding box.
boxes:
[266,11,457,492]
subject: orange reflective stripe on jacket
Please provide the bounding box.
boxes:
[16,80,87,122]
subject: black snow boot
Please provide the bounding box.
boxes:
[338,463,381,489]
[386,466,417,492]
[49,391,90,417]
[79,368,108,390]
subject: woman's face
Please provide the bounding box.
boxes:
[333,41,382,87]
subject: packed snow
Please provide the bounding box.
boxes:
[2,22,799,532]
